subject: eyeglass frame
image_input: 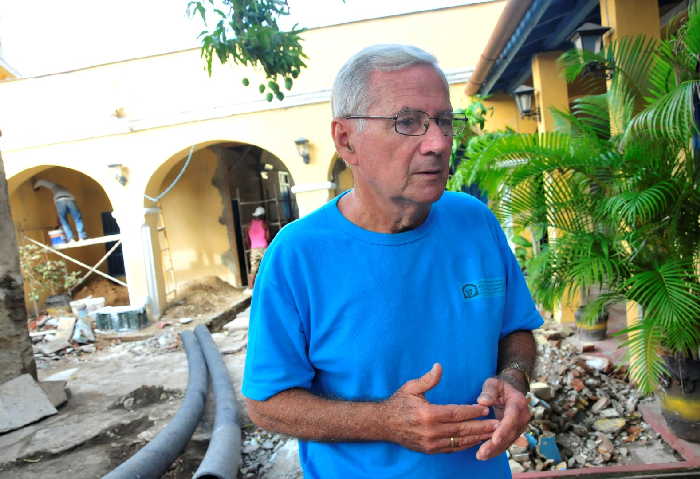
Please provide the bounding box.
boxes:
[343,109,468,137]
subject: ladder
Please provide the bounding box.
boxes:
[156,206,177,301]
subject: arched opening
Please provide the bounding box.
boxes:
[9,166,125,312]
[330,153,354,197]
[145,141,299,302]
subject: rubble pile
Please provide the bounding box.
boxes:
[238,426,300,479]
[507,322,675,473]
[29,314,98,365]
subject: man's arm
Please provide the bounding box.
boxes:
[475,329,536,460]
[245,363,499,454]
[497,329,536,393]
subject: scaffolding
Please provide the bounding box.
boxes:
[22,234,126,290]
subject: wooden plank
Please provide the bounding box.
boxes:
[23,237,127,287]
[55,234,121,250]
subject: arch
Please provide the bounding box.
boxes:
[328,153,354,198]
[141,137,292,198]
[9,165,123,309]
[143,139,300,301]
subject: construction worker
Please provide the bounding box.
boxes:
[246,206,270,289]
[33,179,88,242]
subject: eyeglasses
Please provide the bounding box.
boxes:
[343,109,468,137]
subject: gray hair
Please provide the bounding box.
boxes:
[331,44,448,121]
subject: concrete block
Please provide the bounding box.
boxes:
[44,368,79,382]
[0,374,57,434]
[628,442,680,465]
[39,380,68,408]
[38,338,70,355]
[54,316,77,342]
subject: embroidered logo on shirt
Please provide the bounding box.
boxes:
[462,283,479,299]
[462,278,505,300]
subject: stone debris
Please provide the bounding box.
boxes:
[29,312,97,364]
[238,427,301,479]
[38,380,69,408]
[0,374,58,434]
[507,321,678,472]
[109,385,182,411]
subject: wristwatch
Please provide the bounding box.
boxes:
[500,360,531,388]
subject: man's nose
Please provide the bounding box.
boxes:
[419,119,452,156]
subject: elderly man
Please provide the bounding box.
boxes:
[242,44,542,478]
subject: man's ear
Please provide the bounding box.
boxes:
[331,119,359,166]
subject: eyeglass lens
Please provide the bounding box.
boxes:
[395,110,467,136]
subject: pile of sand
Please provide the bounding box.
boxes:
[161,276,242,320]
[72,276,130,306]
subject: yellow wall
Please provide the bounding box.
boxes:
[600,0,661,42]
[0,2,506,313]
[482,93,538,133]
[158,148,235,290]
[9,167,113,305]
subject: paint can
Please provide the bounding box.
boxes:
[48,229,66,246]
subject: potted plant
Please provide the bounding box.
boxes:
[450,6,700,441]
[449,94,616,337]
[559,7,700,441]
[18,243,81,315]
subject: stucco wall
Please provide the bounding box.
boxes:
[158,148,234,290]
[0,1,506,307]
[10,167,114,305]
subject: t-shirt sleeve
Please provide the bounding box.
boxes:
[242,243,315,401]
[482,207,544,337]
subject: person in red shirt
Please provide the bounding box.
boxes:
[246,206,271,289]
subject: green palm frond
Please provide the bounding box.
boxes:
[686,0,700,56]
[624,261,700,354]
[602,179,679,225]
[626,81,700,143]
[618,321,668,393]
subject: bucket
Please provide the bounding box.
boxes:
[49,229,66,246]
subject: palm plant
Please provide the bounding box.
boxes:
[450,6,700,394]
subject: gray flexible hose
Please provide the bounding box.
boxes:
[193,324,242,479]
[103,330,208,479]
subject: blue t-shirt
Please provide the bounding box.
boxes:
[243,191,543,479]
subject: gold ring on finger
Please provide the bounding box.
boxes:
[450,436,456,448]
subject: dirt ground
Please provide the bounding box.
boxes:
[84,275,246,352]
[161,276,244,321]
[1,277,251,479]
[72,276,129,306]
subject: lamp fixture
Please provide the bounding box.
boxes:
[294,137,311,164]
[570,23,615,79]
[512,85,540,120]
[108,163,128,186]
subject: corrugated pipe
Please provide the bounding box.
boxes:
[193,324,242,479]
[103,330,208,479]
[465,0,533,96]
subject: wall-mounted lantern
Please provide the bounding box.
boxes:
[108,163,128,185]
[570,23,614,79]
[295,138,311,164]
[512,85,540,120]
[570,22,611,54]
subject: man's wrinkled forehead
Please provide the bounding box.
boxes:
[365,65,450,111]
